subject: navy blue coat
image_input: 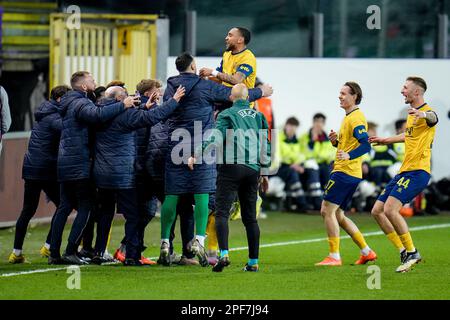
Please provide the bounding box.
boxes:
[145,121,169,182]
[93,97,180,189]
[57,90,126,182]
[163,73,263,194]
[134,95,151,176]
[22,100,62,181]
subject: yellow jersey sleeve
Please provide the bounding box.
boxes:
[399,104,437,174]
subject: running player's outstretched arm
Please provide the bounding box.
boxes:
[368,133,405,145]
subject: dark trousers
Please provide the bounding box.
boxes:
[370,166,391,185]
[170,194,195,258]
[215,164,260,259]
[50,179,93,258]
[94,188,141,260]
[119,177,195,259]
[14,179,60,250]
[276,164,307,208]
[80,189,100,251]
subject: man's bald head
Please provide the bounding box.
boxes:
[230,83,248,101]
[105,86,127,101]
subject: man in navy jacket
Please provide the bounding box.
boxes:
[92,84,185,265]
[9,85,70,264]
[49,71,138,265]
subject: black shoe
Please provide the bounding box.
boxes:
[396,249,422,273]
[48,256,65,265]
[400,249,407,263]
[62,253,88,265]
[123,258,144,266]
[243,263,259,272]
[78,248,95,260]
[91,255,110,265]
[212,256,230,272]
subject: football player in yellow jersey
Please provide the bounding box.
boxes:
[316,82,377,266]
[369,76,438,273]
[199,27,256,90]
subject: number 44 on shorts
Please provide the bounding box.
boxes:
[396,177,410,189]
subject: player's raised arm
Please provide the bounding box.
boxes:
[408,107,438,126]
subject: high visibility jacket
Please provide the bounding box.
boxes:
[393,142,405,162]
[299,129,335,164]
[278,131,306,165]
[368,144,397,167]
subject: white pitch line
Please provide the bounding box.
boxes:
[2,222,450,278]
[1,267,68,278]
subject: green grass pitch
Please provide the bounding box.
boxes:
[1,212,450,300]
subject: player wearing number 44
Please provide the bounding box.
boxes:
[369,76,438,273]
[315,81,377,267]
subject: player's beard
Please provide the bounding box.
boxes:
[226,43,235,52]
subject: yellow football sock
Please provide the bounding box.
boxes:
[106,225,112,250]
[386,231,405,250]
[206,213,218,252]
[256,193,262,218]
[351,231,368,250]
[328,237,340,254]
[399,232,415,252]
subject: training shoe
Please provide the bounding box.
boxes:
[40,246,51,258]
[48,256,65,265]
[315,256,342,266]
[78,248,95,260]
[400,249,407,264]
[113,248,126,263]
[191,239,209,267]
[171,253,182,264]
[396,250,422,273]
[140,256,157,265]
[8,253,25,264]
[243,263,259,272]
[354,250,377,265]
[90,255,111,265]
[178,256,200,266]
[123,258,144,266]
[212,256,230,272]
[158,241,171,266]
[62,253,88,265]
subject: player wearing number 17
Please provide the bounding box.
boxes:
[315,82,377,266]
[369,76,438,273]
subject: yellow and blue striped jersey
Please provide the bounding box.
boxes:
[332,108,368,179]
[400,103,437,174]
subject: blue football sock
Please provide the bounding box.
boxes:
[248,258,258,266]
[220,250,229,257]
